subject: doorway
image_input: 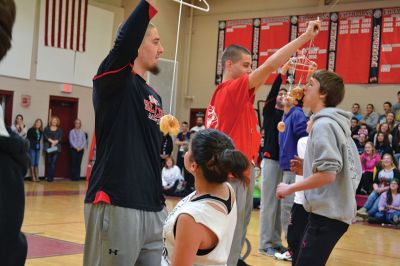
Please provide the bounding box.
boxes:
[47,96,79,179]
[0,90,14,127]
[189,108,206,129]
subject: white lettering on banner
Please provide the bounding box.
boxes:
[371,25,381,68]
[381,44,392,52]
[381,65,391,72]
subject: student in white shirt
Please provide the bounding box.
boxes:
[162,129,249,265]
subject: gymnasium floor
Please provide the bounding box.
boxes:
[23,180,400,266]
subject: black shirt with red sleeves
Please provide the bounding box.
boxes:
[85,0,165,211]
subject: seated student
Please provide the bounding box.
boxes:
[361,103,379,133]
[392,124,400,164]
[385,112,396,133]
[358,123,369,139]
[351,117,360,141]
[356,133,368,155]
[373,122,393,146]
[161,157,185,197]
[357,153,400,219]
[162,129,249,266]
[351,103,363,122]
[357,142,381,195]
[375,133,393,157]
[379,101,392,124]
[370,179,400,225]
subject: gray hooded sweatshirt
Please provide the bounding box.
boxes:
[303,108,362,224]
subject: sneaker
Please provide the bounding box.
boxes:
[353,216,365,223]
[274,251,292,261]
[237,259,251,266]
[258,247,278,257]
[356,207,368,218]
[274,245,288,254]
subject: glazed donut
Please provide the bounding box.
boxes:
[290,86,304,100]
[277,121,286,132]
[160,114,180,136]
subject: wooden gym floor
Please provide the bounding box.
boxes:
[23,180,400,266]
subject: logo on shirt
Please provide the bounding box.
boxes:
[109,249,119,255]
[144,95,164,124]
[206,105,219,129]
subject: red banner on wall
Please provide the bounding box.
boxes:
[379,8,400,83]
[258,16,290,84]
[294,13,330,83]
[335,10,373,83]
[224,19,254,51]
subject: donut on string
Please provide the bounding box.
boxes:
[160,114,180,136]
[277,22,319,133]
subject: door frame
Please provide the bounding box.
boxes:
[0,90,14,127]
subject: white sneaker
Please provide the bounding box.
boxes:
[274,251,292,261]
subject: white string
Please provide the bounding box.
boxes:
[170,0,183,115]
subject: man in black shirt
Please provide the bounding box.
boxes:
[259,72,288,257]
[83,1,167,265]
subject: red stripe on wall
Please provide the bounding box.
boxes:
[51,0,56,46]
[44,0,49,46]
[57,0,63,47]
[82,0,88,52]
[76,0,82,51]
[70,0,75,49]
[64,0,69,49]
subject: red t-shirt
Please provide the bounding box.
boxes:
[206,75,261,175]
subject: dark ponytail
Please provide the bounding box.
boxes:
[0,0,16,61]
[190,129,249,184]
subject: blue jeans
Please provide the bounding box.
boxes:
[47,153,58,182]
[386,211,400,224]
[29,149,40,166]
[363,191,381,216]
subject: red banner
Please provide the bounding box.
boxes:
[294,13,330,83]
[258,16,290,84]
[224,19,253,51]
[379,8,400,83]
[335,10,373,83]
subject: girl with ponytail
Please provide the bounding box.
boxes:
[162,129,249,265]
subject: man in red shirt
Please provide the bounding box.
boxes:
[206,20,320,266]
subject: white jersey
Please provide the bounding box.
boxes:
[294,136,308,205]
[162,183,237,266]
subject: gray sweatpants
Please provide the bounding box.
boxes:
[227,166,255,266]
[259,158,283,250]
[83,203,167,266]
[281,171,296,238]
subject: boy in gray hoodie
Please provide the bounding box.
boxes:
[276,70,362,266]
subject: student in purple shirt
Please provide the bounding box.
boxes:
[69,119,86,181]
[373,179,400,224]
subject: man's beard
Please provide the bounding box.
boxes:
[149,65,160,75]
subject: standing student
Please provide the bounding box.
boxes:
[162,129,248,265]
[278,90,308,244]
[259,73,287,257]
[27,119,43,182]
[277,70,362,266]
[275,117,313,263]
[206,20,320,265]
[84,1,168,265]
